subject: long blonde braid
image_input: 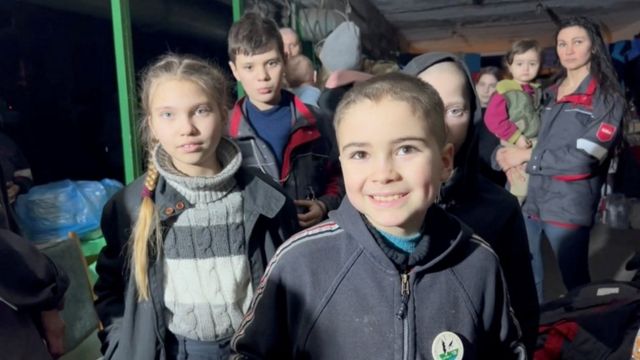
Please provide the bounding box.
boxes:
[131,158,160,300]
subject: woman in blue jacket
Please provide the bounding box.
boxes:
[496,17,626,301]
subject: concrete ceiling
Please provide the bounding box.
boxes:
[372,0,640,54]
[21,0,640,56]
[292,0,640,55]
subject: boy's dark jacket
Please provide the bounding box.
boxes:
[93,165,298,360]
[228,91,344,211]
[231,199,526,359]
[403,52,539,354]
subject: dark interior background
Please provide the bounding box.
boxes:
[0,1,231,185]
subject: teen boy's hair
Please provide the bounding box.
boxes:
[504,39,541,66]
[227,12,285,63]
[334,72,447,148]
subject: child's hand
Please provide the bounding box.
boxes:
[40,309,65,358]
[6,181,19,204]
[515,135,531,149]
[496,147,532,170]
[294,199,326,228]
[506,166,526,184]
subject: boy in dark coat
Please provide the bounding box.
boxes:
[227,13,343,229]
[231,73,526,359]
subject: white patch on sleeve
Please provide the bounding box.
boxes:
[564,108,594,117]
[14,169,33,179]
[596,287,620,296]
[576,138,607,161]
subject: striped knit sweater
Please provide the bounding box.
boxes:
[154,138,252,341]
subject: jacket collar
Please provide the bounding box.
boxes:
[154,176,190,221]
[551,74,597,108]
[228,91,323,181]
[236,167,287,219]
[153,167,286,222]
[329,198,472,273]
[229,90,317,138]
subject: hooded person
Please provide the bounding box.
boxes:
[402,52,539,355]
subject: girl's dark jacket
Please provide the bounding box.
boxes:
[403,52,539,355]
[93,167,298,360]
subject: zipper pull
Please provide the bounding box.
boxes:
[396,272,411,320]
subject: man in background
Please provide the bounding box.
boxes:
[279,27,301,59]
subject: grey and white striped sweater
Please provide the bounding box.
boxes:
[154,138,252,342]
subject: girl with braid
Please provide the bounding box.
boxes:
[93,53,298,360]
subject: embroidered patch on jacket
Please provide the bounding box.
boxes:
[596,123,616,142]
[431,331,464,360]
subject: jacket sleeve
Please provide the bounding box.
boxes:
[484,92,521,143]
[0,229,69,311]
[318,161,344,212]
[527,96,624,178]
[278,196,301,241]
[315,110,345,212]
[498,207,539,357]
[231,254,294,359]
[0,132,33,193]
[93,191,133,354]
[483,260,528,360]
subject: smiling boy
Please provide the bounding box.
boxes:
[227,13,343,229]
[231,73,525,360]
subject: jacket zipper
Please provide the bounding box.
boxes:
[249,138,277,180]
[0,296,17,311]
[396,271,410,360]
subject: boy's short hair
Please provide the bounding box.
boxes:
[227,12,285,63]
[334,72,447,148]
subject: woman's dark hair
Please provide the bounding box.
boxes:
[475,66,502,84]
[555,16,623,104]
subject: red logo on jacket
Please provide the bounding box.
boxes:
[596,123,616,142]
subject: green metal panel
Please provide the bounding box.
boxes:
[232,0,244,98]
[111,0,142,184]
[232,0,244,21]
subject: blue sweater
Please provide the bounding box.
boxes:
[245,93,292,168]
[377,229,421,254]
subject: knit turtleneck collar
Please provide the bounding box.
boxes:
[153,137,242,204]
